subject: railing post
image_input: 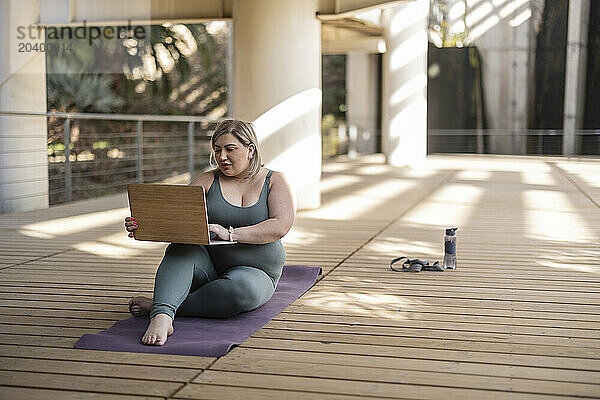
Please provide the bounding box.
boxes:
[64,118,71,202]
[136,120,143,183]
[188,121,195,182]
[537,129,543,155]
[337,123,346,155]
[476,128,484,154]
[348,124,358,159]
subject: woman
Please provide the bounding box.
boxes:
[125,119,296,346]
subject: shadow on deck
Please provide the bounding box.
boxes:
[1,154,599,399]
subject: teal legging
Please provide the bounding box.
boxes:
[149,243,276,320]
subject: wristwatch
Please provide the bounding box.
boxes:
[228,226,235,242]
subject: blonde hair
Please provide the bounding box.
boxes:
[210,119,263,178]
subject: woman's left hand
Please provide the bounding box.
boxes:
[208,224,229,240]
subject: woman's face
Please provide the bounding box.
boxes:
[213,133,253,177]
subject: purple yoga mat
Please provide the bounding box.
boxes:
[75,265,321,357]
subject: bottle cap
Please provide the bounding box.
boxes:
[445,227,458,236]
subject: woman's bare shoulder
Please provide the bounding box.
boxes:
[268,169,287,180]
[266,169,296,213]
[267,169,291,189]
[189,170,216,188]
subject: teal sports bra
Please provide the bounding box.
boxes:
[206,169,273,228]
[205,169,286,284]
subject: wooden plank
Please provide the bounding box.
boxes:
[307,284,600,304]
[0,371,183,397]
[173,383,385,400]
[186,370,581,400]
[0,286,151,297]
[342,259,600,269]
[252,329,597,359]
[0,324,104,337]
[323,273,600,291]
[339,265,600,277]
[0,356,199,382]
[0,270,158,279]
[0,334,78,348]
[0,386,161,400]
[281,305,600,325]
[295,293,600,313]
[259,321,600,348]
[0,282,154,292]
[335,266,600,281]
[221,347,600,384]
[209,351,600,396]
[0,307,131,320]
[0,300,132,313]
[0,282,153,292]
[271,312,600,338]
[0,344,214,369]
[0,293,147,305]
[1,264,157,273]
[241,337,600,371]
[0,275,155,285]
[0,315,116,329]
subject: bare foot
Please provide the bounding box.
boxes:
[142,313,174,346]
[128,296,152,316]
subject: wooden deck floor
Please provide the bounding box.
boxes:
[0,154,599,399]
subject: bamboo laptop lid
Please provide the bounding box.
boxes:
[126,183,235,245]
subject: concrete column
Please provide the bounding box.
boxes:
[0,0,48,214]
[231,0,321,209]
[381,0,428,167]
[466,0,532,155]
[563,0,590,155]
[346,53,378,154]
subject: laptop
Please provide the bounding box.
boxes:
[126,183,235,245]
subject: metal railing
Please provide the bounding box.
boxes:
[1,111,223,206]
[327,125,600,158]
[322,122,380,159]
[427,129,600,156]
[3,111,599,207]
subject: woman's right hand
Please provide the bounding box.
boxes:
[124,216,138,238]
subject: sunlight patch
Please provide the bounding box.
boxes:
[524,190,595,242]
[301,291,428,318]
[537,260,600,274]
[19,207,130,238]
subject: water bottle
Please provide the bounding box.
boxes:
[443,228,458,270]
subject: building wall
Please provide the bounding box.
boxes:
[346,53,379,154]
[0,0,48,214]
[441,0,543,153]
